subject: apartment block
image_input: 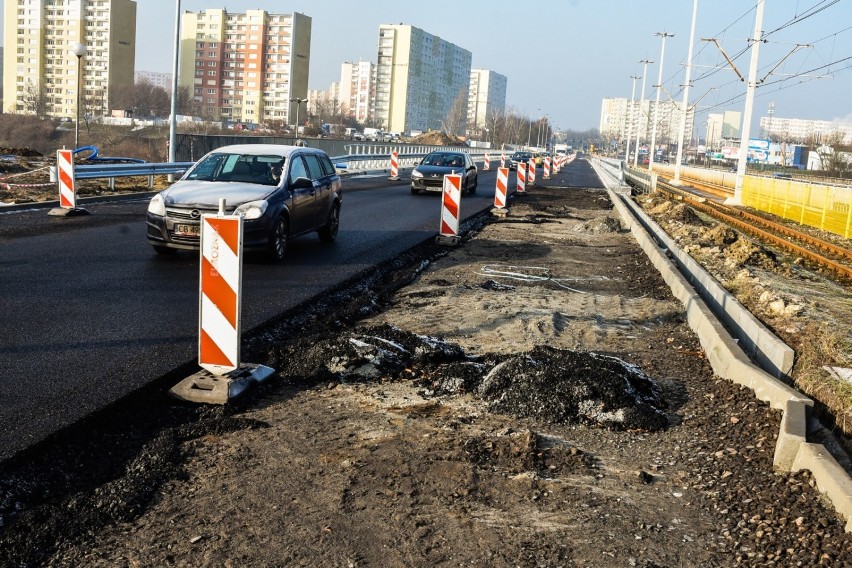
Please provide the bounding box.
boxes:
[467,69,506,132]
[339,60,374,124]
[706,111,741,148]
[307,81,340,115]
[759,115,852,144]
[3,0,137,118]
[135,70,172,90]
[599,97,695,146]
[374,24,472,134]
[178,8,311,126]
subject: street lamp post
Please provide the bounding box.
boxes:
[72,42,87,150]
[290,97,308,136]
[625,75,640,162]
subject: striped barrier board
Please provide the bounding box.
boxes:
[169,203,274,403]
[199,213,243,375]
[544,157,551,179]
[500,152,506,168]
[494,167,508,208]
[517,162,526,193]
[435,173,462,246]
[483,153,490,171]
[57,149,76,209]
[529,161,537,186]
[389,151,399,180]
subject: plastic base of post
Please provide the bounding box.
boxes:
[388,175,399,181]
[48,206,90,217]
[490,207,508,217]
[169,363,276,404]
[435,234,461,247]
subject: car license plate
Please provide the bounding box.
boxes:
[174,224,200,237]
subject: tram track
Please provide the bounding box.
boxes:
[653,176,852,281]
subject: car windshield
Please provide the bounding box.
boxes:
[422,153,465,167]
[513,152,531,159]
[185,152,286,186]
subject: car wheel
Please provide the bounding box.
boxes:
[268,215,289,261]
[468,176,477,195]
[318,201,340,243]
[152,245,177,255]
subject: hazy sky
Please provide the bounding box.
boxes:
[4,0,851,132]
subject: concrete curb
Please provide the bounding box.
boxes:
[588,157,852,532]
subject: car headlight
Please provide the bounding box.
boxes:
[148,193,166,216]
[411,170,423,179]
[234,199,268,220]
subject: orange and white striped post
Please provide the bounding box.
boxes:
[199,210,243,375]
[543,156,551,179]
[389,151,400,181]
[500,152,506,168]
[48,149,89,216]
[436,173,462,245]
[170,199,274,403]
[494,167,508,209]
[529,161,537,186]
[483,153,490,171]
[517,162,526,194]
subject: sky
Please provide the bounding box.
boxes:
[3,0,851,133]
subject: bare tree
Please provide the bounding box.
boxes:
[441,89,468,136]
[20,80,50,116]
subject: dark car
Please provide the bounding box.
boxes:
[410,151,478,195]
[146,144,342,261]
[509,151,532,171]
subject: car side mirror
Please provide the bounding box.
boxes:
[290,176,313,190]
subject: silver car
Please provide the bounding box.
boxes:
[146,144,342,261]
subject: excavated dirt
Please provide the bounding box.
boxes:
[1,172,850,566]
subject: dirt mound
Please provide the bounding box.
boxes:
[0,147,42,158]
[269,326,669,431]
[408,130,467,146]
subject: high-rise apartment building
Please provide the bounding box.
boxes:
[759,115,852,144]
[374,24,472,134]
[467,69,506,133]
[178,9,310,126]
[2,0,137,118]
[135,70,172,90]
[599,97,695,146]
[339,60,375,124]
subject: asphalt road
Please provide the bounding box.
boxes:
[1,165,542,460]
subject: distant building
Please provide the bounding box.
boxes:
[706,111,741,149]
[178,8,311,126]
[307,82,341,120]
[2,0,137,118]
[759,115,852,145]
[599,97,694,146]
[135,70,172,90]
[467,69,507,134]
[339,61,375,124]
[374,24,472,134]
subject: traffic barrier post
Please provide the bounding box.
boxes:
[169,198,274,404]
[492,167,509,216]
[436,174,462,246]
[483,153,490,171]
[544,157,551,180]
[500,152,506,168]
[389,151,399,181]
[48,149,90,217]
[517,162,527,194]
[529,161,537,186]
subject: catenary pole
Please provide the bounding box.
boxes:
[673,0,699,185]
[625,76,640,162]
[168,0,181,182]
[648,32,674,170]
[633,60,652,167]
[731,0,765,205]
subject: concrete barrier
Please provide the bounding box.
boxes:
[589,156,851,532]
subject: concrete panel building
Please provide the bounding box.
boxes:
[178,8,310,126]
[759,115,852,144]
[339,60,375,124]
[600,97,695,146]
[3,0,137,118]
[374,24,472,134]
[135,70,172,90]
[467,69,506,133]
[706,110,741,149]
